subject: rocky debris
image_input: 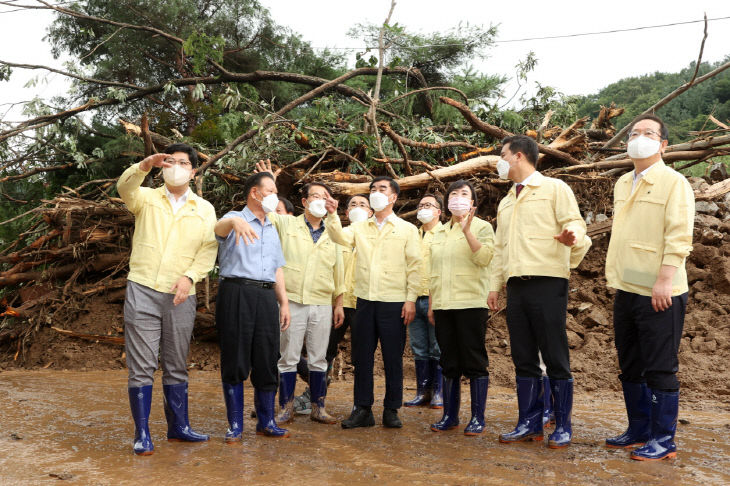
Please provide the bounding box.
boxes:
[695,201,720,215]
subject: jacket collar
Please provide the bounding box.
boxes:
[510,171,544,197]
[636,160,664,185]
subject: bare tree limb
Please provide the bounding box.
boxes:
[382,86,468,106]
[602,15,730,149]
[439,96,582,166]
[0,60,139,89]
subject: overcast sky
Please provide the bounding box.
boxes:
[1,0,729,122]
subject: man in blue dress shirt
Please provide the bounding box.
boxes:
[214,171,291,439]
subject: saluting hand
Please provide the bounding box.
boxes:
[254,159,281,180]
[325,195,339,214]
[139,153,172,172]
[231,217,259,245]
[554,228,577,247]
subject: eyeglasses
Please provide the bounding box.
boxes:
[165,157,192,167]
[628,129,661,140]
[417,202,439,210]
[308,193,326,200]
[348,202,369,209]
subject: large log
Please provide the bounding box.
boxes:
[552,150,720,174]
[0,253,126,287]
[438,97,582,166]
[327,156,499,196]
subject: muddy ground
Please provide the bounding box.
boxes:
[1,370,729,485]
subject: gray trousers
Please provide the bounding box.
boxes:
[124,281,196,387]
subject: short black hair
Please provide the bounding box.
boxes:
[501,135,539,166]
[278,196,294,214]
[346,194,370,208]
[420,192,443,210]
[370,176,400,195]
[164,143,199,168]
[445,180,477,214]
[243,171,274,200]
[626,114,669,141]
[302,182,332,198]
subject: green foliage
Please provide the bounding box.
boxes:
[183,32,225,75]
[0,65,11,82]
[574,57,730,142]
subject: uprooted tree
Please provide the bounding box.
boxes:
[1,0,730,359]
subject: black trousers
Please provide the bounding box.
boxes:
[434,308,489,379]
[216,280,280,391]
[326,307,355,364]
[353,298,406,409]
[613,290,687,391]
[506,277,571,380]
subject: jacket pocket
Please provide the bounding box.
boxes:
[283,264,303,294]
[621,241,661,288]
[452,272,483,300]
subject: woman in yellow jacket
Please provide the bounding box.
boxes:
[428,180,495,436]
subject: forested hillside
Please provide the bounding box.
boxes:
[576,57,730,142]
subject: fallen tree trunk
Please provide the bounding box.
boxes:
[327,155,499,196]
[439,97,583,166]
[0,253,126,288]
[551,149,722,174]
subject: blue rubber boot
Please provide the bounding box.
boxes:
[430,377,460,431]
[542,376,555,427]
[548,379,573,448]
[276,372,297,424]
[405,359,432,407]
[606,381,651,448]
[255,389,290,438]
[128,385,154,455]
[309,370,337,424]
[464,376,489,436]
[222,382,243,443]
[499,376,544,443]
[430,359,444,409]
[631,390,679,461]
[163,383,210,442]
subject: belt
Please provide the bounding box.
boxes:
[223,277,275,289]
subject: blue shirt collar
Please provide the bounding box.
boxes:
[242,205,271,226]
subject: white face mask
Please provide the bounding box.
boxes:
[258,193,279,213]
[417,208,435,224]
[627,135,661,160]
[496,158,511,180]
[448,196,471,217]
[348,207,369,223]
[369,192,390,212]
[162,165,192,187]
[308,199,327,218]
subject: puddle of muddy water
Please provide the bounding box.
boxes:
[0,370,728,485]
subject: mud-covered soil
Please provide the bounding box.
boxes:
[1,370,728,485]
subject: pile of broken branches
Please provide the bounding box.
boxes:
[2,97,730,360]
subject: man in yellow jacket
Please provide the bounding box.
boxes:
[604,114,694,461]
[325,177,422,429]
[265,181,346,425]
[488,135,591,449]
[117,144,217,456]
